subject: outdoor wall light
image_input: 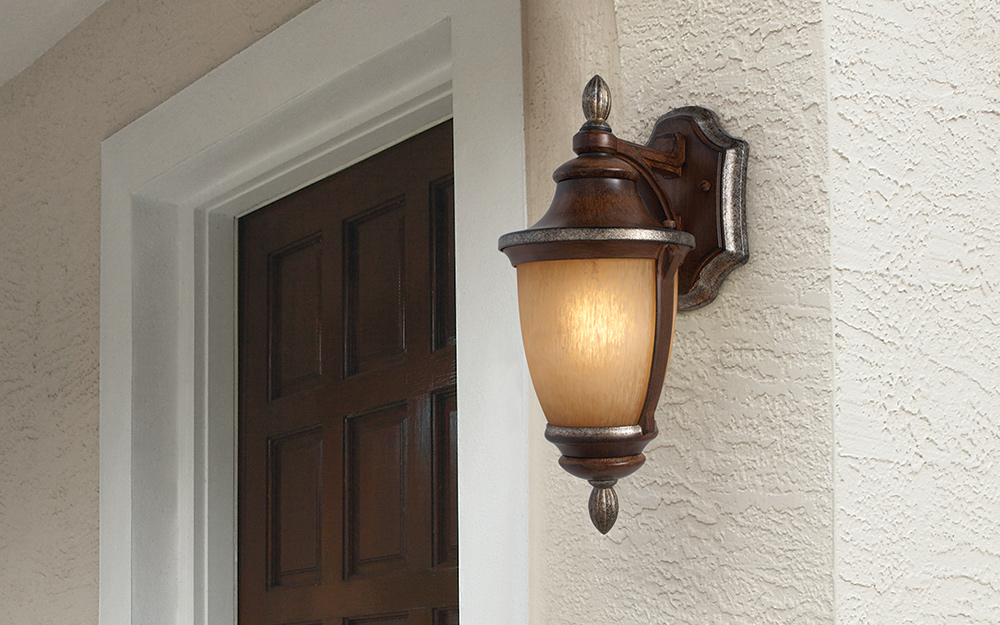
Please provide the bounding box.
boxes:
[499,76,749,533]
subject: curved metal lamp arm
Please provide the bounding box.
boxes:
[580,75,750,310]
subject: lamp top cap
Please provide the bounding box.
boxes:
[582,75,612,131]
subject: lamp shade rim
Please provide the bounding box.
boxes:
[544,424,657,462]
[498,226,695,251]
[545,424,643,440]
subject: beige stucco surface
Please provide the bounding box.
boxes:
[0,1,319,621]
[828,2,1000,622]
[615,0,836,619]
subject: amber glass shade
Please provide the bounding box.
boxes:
[516,257,658,428]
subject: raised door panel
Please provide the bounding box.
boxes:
[430,176,456,352]
[432,388,458,568]
[268,234,324,400]
[344,199,407,376]
[268,427,323,588]
[344,402,409,578]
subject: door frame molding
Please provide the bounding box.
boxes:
[99,3,530,624]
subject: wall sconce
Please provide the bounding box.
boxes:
[499,76,748,533]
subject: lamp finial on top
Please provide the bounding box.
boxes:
[582,75,612,131]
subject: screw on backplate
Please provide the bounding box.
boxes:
[699,179,712,192]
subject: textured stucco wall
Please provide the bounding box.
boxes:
[524,0,835,623]
[0,1,319,621]
[828,1,1000,623]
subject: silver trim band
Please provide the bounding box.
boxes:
[498,227,695,251]
[545,424,643,440]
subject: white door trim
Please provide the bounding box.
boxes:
[100,3,530,624]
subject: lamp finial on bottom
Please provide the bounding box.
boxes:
[588,479,619,534]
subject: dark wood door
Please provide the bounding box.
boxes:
[238,121,457,625]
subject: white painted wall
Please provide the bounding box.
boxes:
[827,2,1000,622]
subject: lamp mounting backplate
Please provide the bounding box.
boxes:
[638,107,749,310]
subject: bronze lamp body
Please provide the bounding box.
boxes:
[500,76,748,533]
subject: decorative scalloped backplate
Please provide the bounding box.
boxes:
[643,107,749,310]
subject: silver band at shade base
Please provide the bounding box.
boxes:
[545,424,659,534]
[545,423,657,471]
[545,424,643,439]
